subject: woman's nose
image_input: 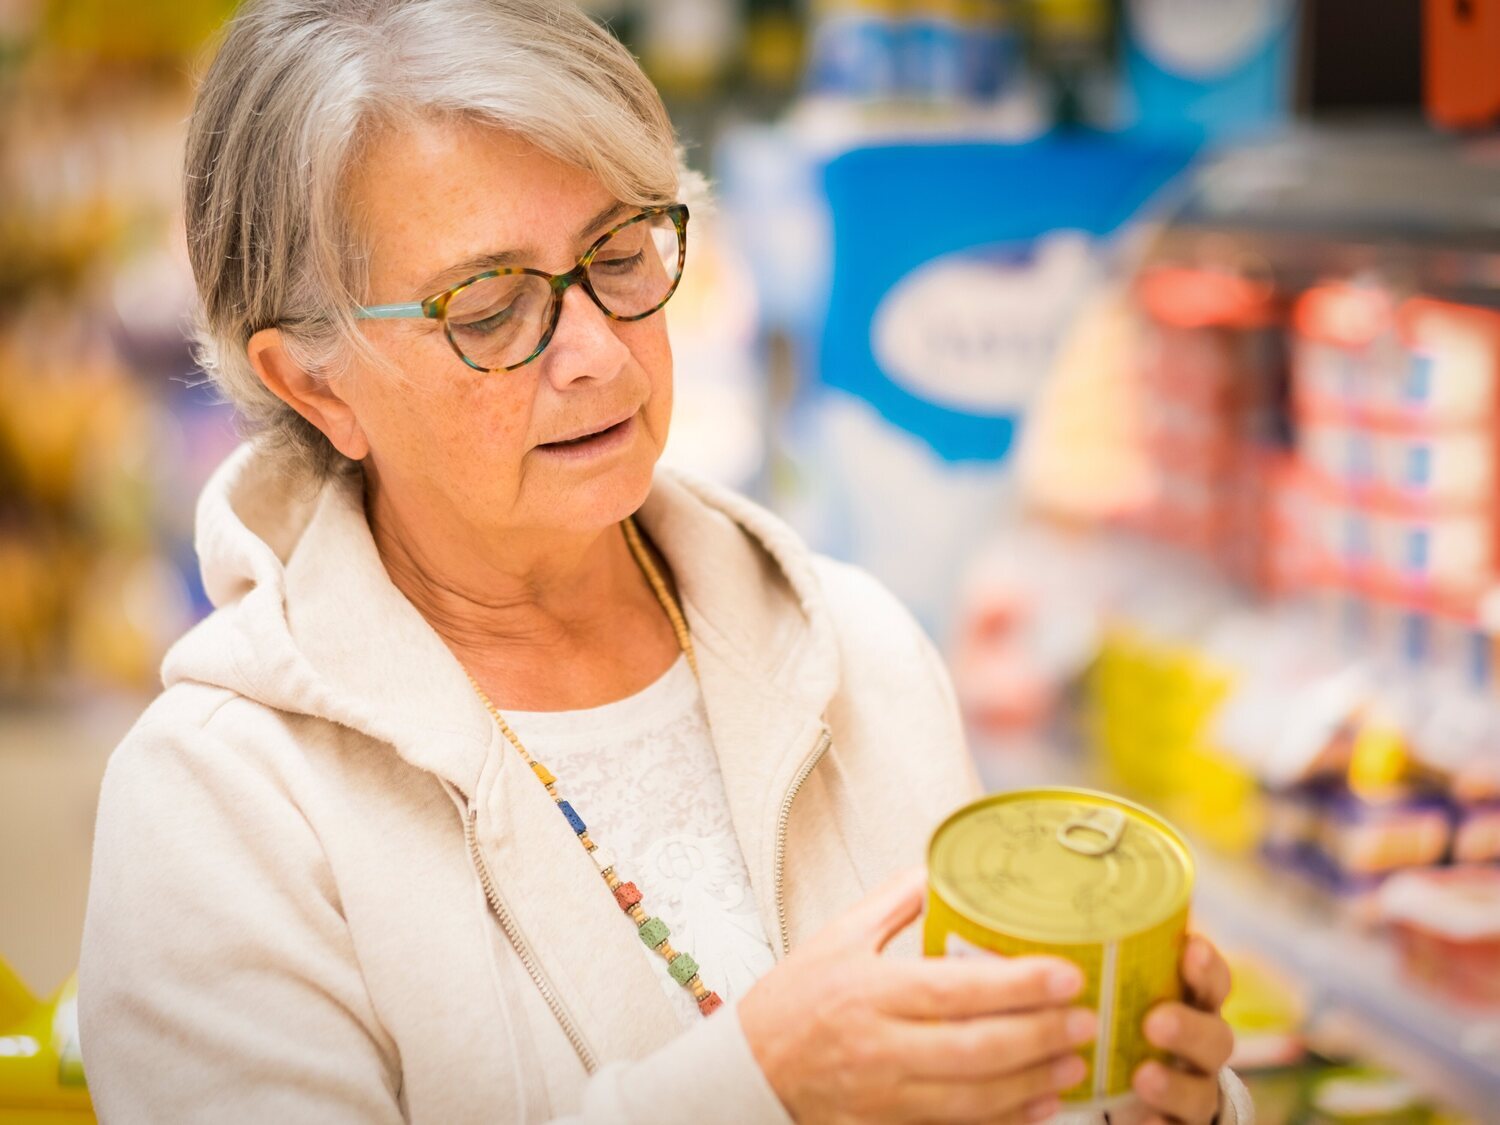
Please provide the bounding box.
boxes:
[540,281,632,387]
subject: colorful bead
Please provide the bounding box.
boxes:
[531,761,555,786]
[614,882,643,911]
[638,917,669,948]
[668,953,699,985]
[557,800,586,835]
[590,846,615,874]
[697,992,723,1017]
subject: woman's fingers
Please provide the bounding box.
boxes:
[880,954,1085,1020]
[1016,1095,1065,1124]
[820,866,928,953]
[1143,1003,1235,1075]
[1133,1060,1222,1125]
[763,887,1234,1125]
[887,1005,1097,1080]
[901,1053,1088,1123]
[957,1094,1066,1125]
[1181,935,1232,1012]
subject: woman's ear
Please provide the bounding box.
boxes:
[247,328,370,461]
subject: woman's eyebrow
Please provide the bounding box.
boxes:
[576,200,631,241]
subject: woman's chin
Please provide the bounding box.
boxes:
[526,445,660,530]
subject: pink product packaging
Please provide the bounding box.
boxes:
[1311,499,1494,595]
[1377,429,1494,505]
[1395,298,1500,426]
[1300,421,1379,488]
[1380,865,1500,1007]
[1294,337,1368,410]
[1297,414,1494,507]
[1371,507,1493,592]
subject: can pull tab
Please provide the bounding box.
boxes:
[1057,807,1127,857]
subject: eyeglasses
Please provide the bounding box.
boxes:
[355,203,689,373]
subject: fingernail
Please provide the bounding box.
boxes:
[1025,1097,1062,1122]
[1067,1008,1098,1044]
[1054,1055,1087,1088]
[1048,965,1083,998]
[1190,939,1211,971]
[1147,1010,1178,1044]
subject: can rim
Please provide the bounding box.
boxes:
[927,787,1197,945]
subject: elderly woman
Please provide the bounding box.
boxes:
[78,2,1248,1122]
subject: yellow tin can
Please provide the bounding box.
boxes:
[924,788,1194,1113]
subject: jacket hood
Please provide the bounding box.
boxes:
[163,443,842,802]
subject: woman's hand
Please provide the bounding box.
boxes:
[738,868,1097,1124]
[1131,935,1236,1125]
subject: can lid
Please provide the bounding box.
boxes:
[928,789,1194,944]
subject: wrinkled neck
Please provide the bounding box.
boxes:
[363,467,650,660]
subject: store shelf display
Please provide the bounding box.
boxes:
[955,131,1500,1120]
[1195,846,1500,1121]
[1213,950,1475,1125]
[0,955,90,1120]
[973,723,1491,1122]
[0,9,244,702]
[1087,253,1500,896]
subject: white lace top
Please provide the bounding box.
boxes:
[503,654,777,1024]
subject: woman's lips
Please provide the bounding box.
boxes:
[535,412,637,459]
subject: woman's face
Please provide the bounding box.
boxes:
[337,118,674,536]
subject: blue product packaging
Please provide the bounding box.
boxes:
[1120,0,1300,140]
[805,5,900,100]
[797,136,1197,631]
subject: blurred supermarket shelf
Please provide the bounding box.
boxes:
[0,697,142,997]
[971,735,1500,1120]
[1176,128,1500,243]
[1159,128,1500,303]
[1191,846,1500,1119]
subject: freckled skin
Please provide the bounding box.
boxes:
[336,118,674,542]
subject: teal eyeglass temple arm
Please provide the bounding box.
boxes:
[354,302,428,320]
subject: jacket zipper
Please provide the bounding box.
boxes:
[464,805,599,1074]
[774,727,833,956]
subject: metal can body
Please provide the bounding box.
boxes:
[924,788,1194,1112]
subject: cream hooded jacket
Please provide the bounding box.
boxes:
[79,443,1250,1124]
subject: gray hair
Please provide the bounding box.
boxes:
[185,0,691,479]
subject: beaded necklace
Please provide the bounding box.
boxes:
[464,516,723,1017]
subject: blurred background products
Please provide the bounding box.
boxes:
[0,0,239,707]
[3,0,1500,1121]
[0,955,90,1122]
[1423,0,1500,130]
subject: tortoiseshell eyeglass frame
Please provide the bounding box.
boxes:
[354,203,689,373]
